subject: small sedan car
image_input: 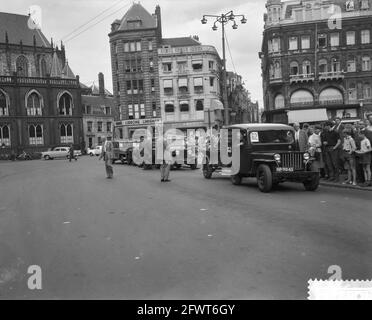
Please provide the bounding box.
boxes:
[87,146,102,156]
[41,146,80,160]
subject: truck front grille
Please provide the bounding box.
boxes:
[280,152,303,170]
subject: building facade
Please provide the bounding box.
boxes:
[109,4,162,139]
[82,73,115,150]
[158,37,222,132]
[260,0,372,124]
[0,12,83,155]
[227,72,260,124]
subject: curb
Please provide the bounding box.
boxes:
[320,181,372,192]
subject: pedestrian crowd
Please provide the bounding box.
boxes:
[293,114,372,187]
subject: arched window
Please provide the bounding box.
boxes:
[0,89,9,116]
[319,59,328,73]
[26,91,43,116]
[363,83,371,99]
[16,55,29,77]
[58,92,73,115]
[60,123,74,144]
[302,60,311,75]
[0,125,11,146]
[195,99,204,120]
[40,58,47,77]
[319,87,344,104]
[362,56,371,71]
[274,94,285,109]
[290,89,314,105]
[289,61,299,75]
[28,124,44,145]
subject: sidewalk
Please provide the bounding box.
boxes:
[320,175,372,191]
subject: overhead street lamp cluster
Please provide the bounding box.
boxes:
[201,11,247,126]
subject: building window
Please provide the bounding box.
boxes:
[361,0,370,10]
[348,84,357,101]
[346,31,356,45]
[134,104,140,119]
[85,105,91,114]
[58,92,73,115]
[301,35,310,49]
[119,128,123,139]
[163,79,173,95]
[126,80,132,94]
[60,123,74,144]
[105,107,111,115]
[87,121,92,132]
[130,42,136,52]
[107,122,112,132]
[347,59,356,72]
[330,33,339,47]
[178,78,188,94]
[136,41,141,51]
[165,103,175,121]
[128,104,134,119]
[180,101,189,120]
[0,124,10,146]
[178,61,187,73]
[208,61,215,70]
[210,77,215,87]
[98,136,102,145]
[133,80,138,94]
[40,58,47,77]
[124,60,130,73]
[148,40,153,51]
[16,55,29,77]
[332,58,340,72]
[193,78,203,93]
[97,122,102,132]
[26,91,43,116]
[319,59,328,73]
[272,38,280,52]
[302,60,311,75]
[124,42,129,52]
[29,124,43,145]
[362,56,371,71]
[192,60,203,71]
[151,79,155,92]
[152,102,157,117]
[138,80,144,94]
[0,90,9,116]
[274,94,285,109]
[318,34,327,48]
[363,83,372,99]
[289,61,299,75]
[149,58,154,72]
[140,104,145,119]
[163,62,172,72]
[288,36,298,50]
[361,30,370,44]
[195,100,204,119]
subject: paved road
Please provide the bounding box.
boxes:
[0,157,371,299]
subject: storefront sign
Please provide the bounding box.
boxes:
[115,118,162,127]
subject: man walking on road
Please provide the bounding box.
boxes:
[160,136,171,182]
[100,137,114,179]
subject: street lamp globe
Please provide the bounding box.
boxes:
[232,22,238,29]
[241,17,247,24]
[201,17,207,24]
[212,24,218,31]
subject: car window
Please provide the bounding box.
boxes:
[251,130,294,144]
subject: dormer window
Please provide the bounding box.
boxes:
[127,19,142,28]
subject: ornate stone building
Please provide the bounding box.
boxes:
[260,0,372,124]
[0,12,83,155]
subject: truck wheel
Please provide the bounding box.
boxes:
[303,175,320,191]
[257,164,273,193]
[90,153,94,157]
[231,174,242,185]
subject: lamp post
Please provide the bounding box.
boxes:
[201,11,247,126]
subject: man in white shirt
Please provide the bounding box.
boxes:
[99,137,114,179]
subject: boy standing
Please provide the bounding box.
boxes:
[356,129,372,187]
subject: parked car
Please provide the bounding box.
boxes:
[202,123,320,193]
[41,146,81,160]
[87,146,102,157]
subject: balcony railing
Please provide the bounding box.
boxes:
[319,71,345,81]
[269,77,283,84]
[0,75,79,87]
[290,73,315,84]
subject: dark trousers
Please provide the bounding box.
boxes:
[325,147,340,179]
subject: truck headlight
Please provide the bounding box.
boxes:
[274,154,281,162]
[303,153,310,160]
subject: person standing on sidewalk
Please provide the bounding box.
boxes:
[356,129,372,187]
[323,121,342,182]
[68,144,76,162]
[308,125,323,172]
[342,129,357,186]
[293,122,308,152]
[99,137,114,179]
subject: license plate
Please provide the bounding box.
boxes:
[276,167,294,172]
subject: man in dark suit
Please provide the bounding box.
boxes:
[293,122,308,152]
[99,137,114,179]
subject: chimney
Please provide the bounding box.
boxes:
[98,72,105,96]
[155,5,162,42]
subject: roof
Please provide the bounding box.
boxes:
[226,123,294,131]
[117,3,157,31]
[162,37,200,47]
[0,12,50,47]
[90,83,113,96]
[81,94,115,107]
[62,61,75,79]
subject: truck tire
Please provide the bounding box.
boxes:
[231,174,242,185]
[303,175,320,191]
[256,164,273,193]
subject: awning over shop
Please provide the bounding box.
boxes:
[210,99,224,110]
[287,108,328,124]
[193,77,203,87]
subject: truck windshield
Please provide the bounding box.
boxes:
[250,130,294,144]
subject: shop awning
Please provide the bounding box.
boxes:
[178,78,188,87]
[210,99,224,111]
[180,100,189,105]
[287,109,328,124]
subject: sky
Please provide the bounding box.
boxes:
[2,0,266,108]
